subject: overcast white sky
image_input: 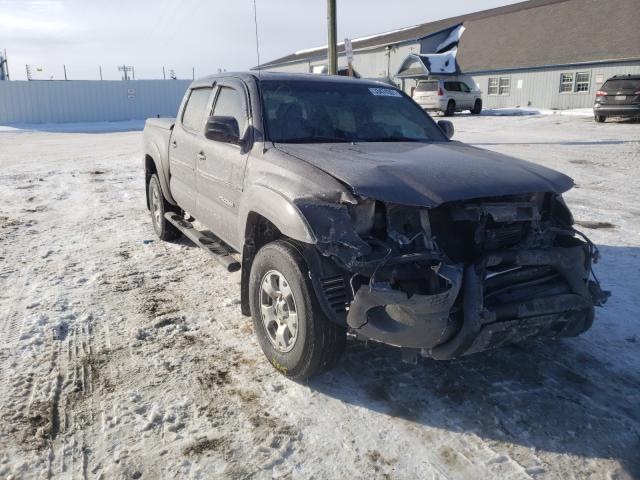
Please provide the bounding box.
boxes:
[1,0,520,81]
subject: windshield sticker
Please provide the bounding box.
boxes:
[368,87,402,97]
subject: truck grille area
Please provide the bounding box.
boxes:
[330,193,608,357]
[320,275,349,314]
[428,197,536,262]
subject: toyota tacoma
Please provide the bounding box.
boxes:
[143,72,609,379]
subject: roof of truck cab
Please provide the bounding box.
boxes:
[188,71,392,89]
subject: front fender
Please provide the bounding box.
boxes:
[239,185,316,244]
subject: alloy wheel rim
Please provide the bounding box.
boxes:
[151,182,162,230]
[259,269,299,353]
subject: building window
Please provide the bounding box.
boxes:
[498,77,511,95]
[488,77,499,95]
[559,73,574,93]
[575,72,590,92]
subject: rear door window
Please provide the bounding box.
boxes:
[182,88,212,133]
[444,82,460,92]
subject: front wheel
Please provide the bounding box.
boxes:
[594,115,606,123]
[444,100,456,117]
[148,174,181,241]
[471,99,482,115]
[249,240,346,380]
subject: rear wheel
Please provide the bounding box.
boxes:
[471,99,483,115]
[444,100,456,117]
[148,174,181,241]
[249,240,346,380]
[595,115,606,123]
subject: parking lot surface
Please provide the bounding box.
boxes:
[0,114,638,479]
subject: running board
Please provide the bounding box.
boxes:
[164,213,241,273]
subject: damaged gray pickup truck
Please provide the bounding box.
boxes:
[143,72,609,379]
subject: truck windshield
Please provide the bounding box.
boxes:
[261,79,447,143]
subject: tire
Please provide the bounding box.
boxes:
[249,240,346,380]
[148,174,181,241]
[444,100,456,117]
[595,115,606,123]
[471,99,482,115]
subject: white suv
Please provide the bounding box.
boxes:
[412,78,483,116]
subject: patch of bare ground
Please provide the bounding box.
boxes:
[183,436,231,456]
[575,220,616,229]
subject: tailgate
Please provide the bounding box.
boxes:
[413,91,438,104]
[413,81,439,105]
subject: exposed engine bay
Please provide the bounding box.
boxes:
[296,192,610,359]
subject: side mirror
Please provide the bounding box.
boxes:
[437,120,454,139]
[205,116,240,144]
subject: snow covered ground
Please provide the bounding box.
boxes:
[0,114,638,479]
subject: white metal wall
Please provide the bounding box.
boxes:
[470,62,640,110]
[0,80,191,124]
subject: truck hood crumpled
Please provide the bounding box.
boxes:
[275,141,574,207]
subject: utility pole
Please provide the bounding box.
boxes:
[192,67,195,80]
[63,64,68,80]
[163,66,166,80]
[327,0,337,75]
[99,65,103,80]
[132,66,135,80]
[0,49,9,80]
[118,65,133,80]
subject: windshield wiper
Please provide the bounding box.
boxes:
[360,136,427,143]
[277,136,354,144]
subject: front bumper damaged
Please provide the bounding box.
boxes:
[346,245,610,359]
[347,264,463,349]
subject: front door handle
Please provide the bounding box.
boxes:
[171,141,177,148]
[197,152,207,161]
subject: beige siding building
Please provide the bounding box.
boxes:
[255,0,640,110]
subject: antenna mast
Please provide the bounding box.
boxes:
[252,0,261,78]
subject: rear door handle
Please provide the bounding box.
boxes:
[197,152,206,161]
[171,141,177,148]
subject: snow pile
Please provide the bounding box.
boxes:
[0,119,146,133]
[436,25,466,53]
[480,108,541,116]
[539,108,594,117]
[479,107,594,117]
[419,48,459,75]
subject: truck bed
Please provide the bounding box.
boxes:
[143,117,176,205]
[145,117,175,130]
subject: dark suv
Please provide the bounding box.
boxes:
[594,74,640,122]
